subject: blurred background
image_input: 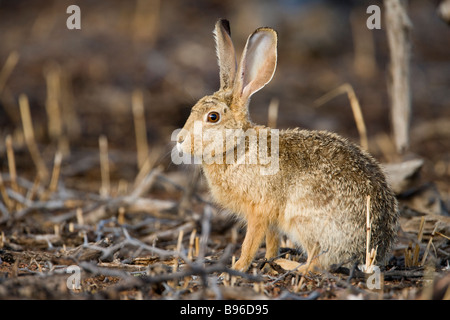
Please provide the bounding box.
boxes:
[0,0,449,198]
[1,0,450,300]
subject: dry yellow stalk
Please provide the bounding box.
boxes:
[48,151,63,193]
[315,83,368,150]
[267,98,279,128]
[0,51,19,94]
[19,94,49,182]
[188,229,197,260]
[132,89,149,170]
[99,135,110,197]
[413,216,425,266]
[176,229,184,253]
[6,135,18,193]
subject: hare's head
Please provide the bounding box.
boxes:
[176,19,277,161]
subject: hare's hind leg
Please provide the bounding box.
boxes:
[265,226,280,260]
[298,243,322,274]
[233,215,268,272]
[273,244,323,274]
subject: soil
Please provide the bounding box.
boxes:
[0,0,449,300]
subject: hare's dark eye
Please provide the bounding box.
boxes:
[207,111,220,123]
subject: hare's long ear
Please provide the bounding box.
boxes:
[233,28,277,104]
[214,19,237,90]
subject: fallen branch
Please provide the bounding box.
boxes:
[384,0,413,153]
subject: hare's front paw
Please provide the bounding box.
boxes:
[233,258,252,273]
[218,258,251,280]
[273,258,322,275]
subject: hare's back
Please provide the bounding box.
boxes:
[278,128,394,212]
[278,129,398,264]
[280,129,385,186]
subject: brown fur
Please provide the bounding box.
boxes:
[177,20,399,273]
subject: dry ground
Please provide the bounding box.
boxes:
[0,1,449,300]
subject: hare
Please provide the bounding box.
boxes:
[176,19,398,273]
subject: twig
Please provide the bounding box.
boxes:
[176,229,184,253]
[76,207,84,225]
[267,98,279,128]
[80,256,261,291]
[122,227,188,261]
[48,151,63,194]
[197,205,213,265]
[0,169,13,213]
[132,89,149,170]
[156,172,214,206]
[421,223,439,265]
[7,188,33,208]
[128,166,162,200]
[405,244,412,268]
[366,195,372,267]
[5,135,19,195]
[26,176,40,203]
[82,167,169,224]
[0,51,19,95]
[412,216,425,266]
[295,243,319,292]
[133,151,158,188]
[124,197,177,214]
[1,173,45,198]
[314,83,368,150]
[13,195,82,219]
[99,135,110,198]
[19,94,49,182]
[44,63,63,143]
[0,197,10,224]
[364,195,378,273]
[436,231,450,241]
[188,229,197,260]
[60,67,80,143]
[142,221,195,243]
